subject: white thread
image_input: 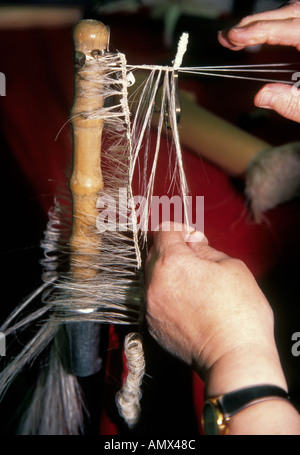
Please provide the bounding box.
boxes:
[0,33,193,434]
[0,51,145,434]
[173,32,189,70]
[1,24,298,434]
[126,61,296,85]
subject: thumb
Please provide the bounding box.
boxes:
[153,222,207,257]
[255,83,300,123]
[187,237,229,262]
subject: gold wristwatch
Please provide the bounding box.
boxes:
[201,384,289,435]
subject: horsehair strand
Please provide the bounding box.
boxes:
[18,339,87,435]
[0,49,142,433]
[0,27,191,433]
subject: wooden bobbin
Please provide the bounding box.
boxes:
[70,20,109,278]
[66,20,110,377]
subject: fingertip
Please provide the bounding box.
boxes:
[185,229,208,244]
[254,83,297,111]
[217,29,235,49]
[217,28,246,50]
[152,222,186,252]
[217,29,228,46]
[152,222,207,252]
[254,88,275,109]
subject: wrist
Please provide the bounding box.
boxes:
[202,384,291,435]
[204,343,288,398]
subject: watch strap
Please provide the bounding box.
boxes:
[217,384,290,419]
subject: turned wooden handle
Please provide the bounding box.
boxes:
[70,20,109,277]
[178,91,270,177]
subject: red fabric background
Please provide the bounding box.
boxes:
[1,10,300,435]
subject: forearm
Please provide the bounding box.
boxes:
[145,226,300,435]
[228,399,300,435]
[205,345,288,397]
[203,345,300,435]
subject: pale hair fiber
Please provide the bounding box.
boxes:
[1,18,289,434]
[0,21,190,433]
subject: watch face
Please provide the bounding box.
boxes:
[202,401,223,435]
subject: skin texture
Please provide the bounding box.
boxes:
[144,2,300,433]
[145,225,281,384]
[146,226,272,371]
[145,225,300,434]
[218,1,300,123]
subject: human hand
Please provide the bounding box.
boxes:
[145,224,287,396]
[218,1,300,123]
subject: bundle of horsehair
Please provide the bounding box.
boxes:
[0,17,298,435]
[0,19,192,435]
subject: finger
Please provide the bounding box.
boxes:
[218,18,300,51]
[146,223,207,280]
[187,239,229,262]
[154,223,228,263]
[153,223,206,257]
[254,83,300,123]
[237,1,300,27]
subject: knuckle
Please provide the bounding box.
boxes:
[160,251,182,275]
[288,16,300,29]
[222,257,248,273]
[287,1,300,16]
[146,253,178,295]
[282,92,300,118]
[237,15,253,26]
[146,281,162,318]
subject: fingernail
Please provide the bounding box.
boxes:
[231,25,245,31]
[185,229,207,243]
[218,25,244,33]
[257,89,274,109]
